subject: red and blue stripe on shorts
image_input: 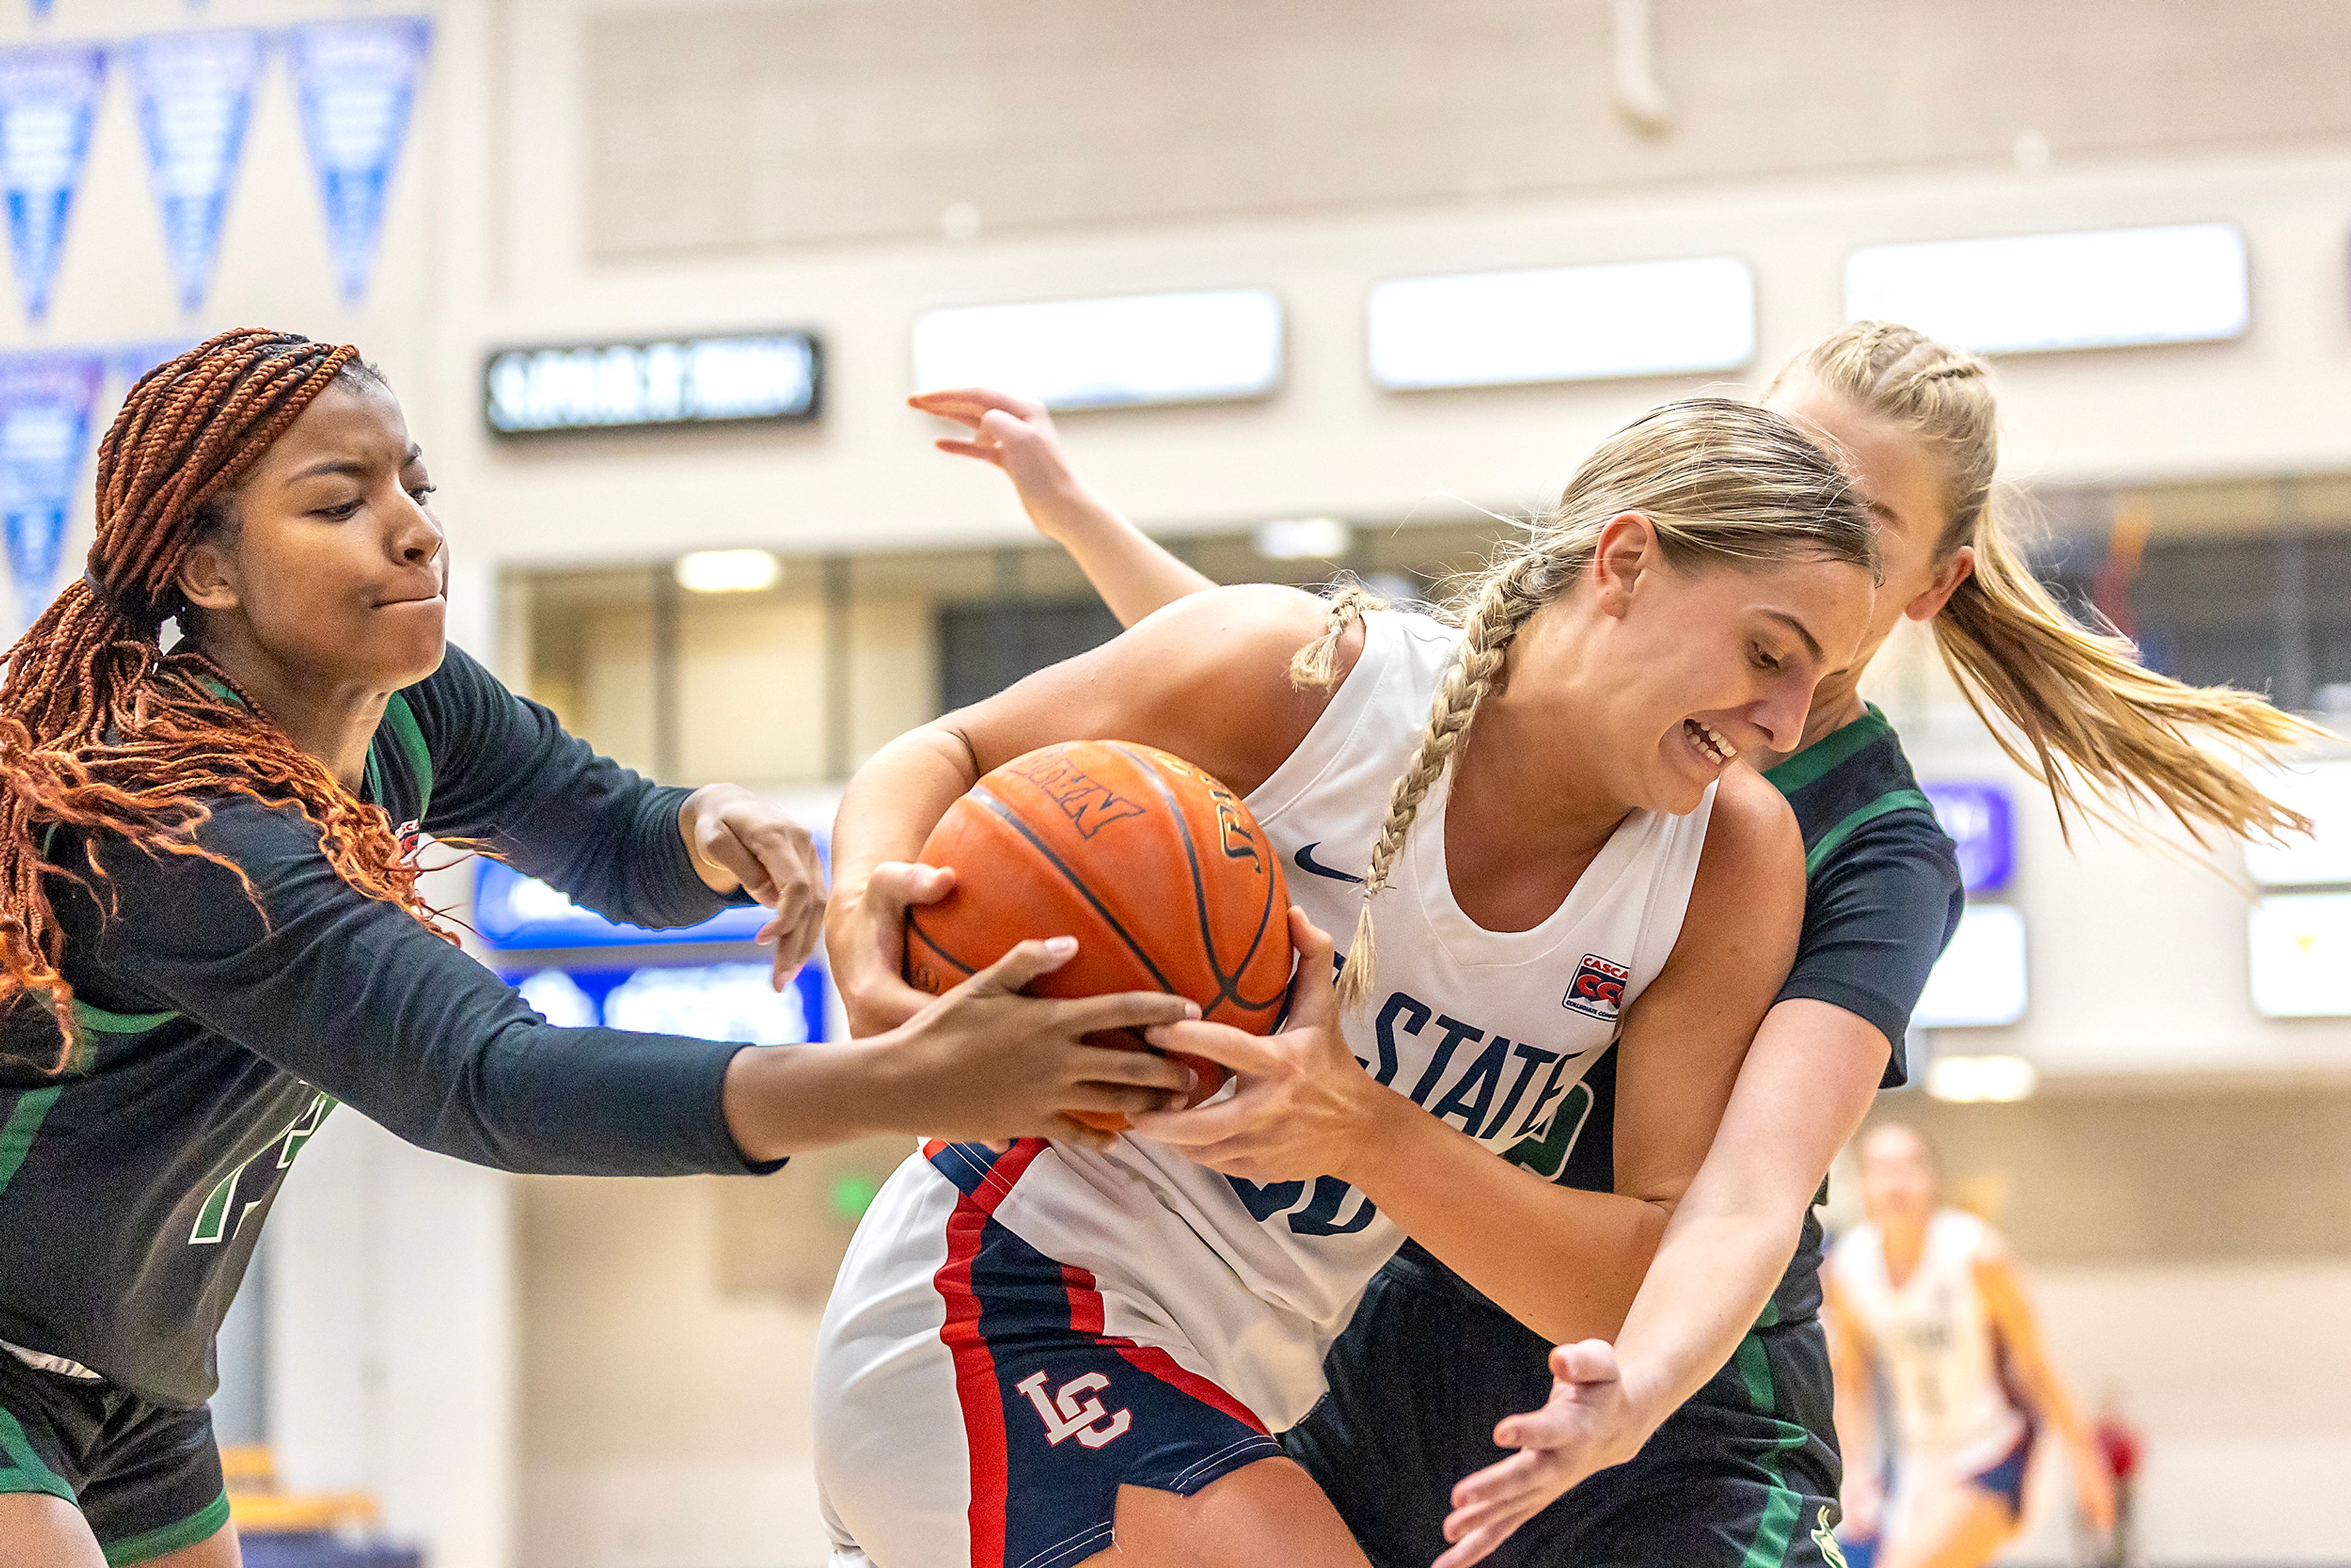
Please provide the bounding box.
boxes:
[923,1139,1285,1568]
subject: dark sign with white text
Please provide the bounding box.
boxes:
[484,331,820,435]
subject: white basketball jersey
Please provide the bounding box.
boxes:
[966,608,1716,1429]
[1829,1208,2026,1467]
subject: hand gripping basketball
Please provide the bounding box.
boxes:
[903,741,1297,1133]
[881,934,1204,1150]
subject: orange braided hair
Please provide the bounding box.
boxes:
[1,328,452,1072]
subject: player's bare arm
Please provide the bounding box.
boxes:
[912,386,1217,628]
[1974,1240,2118,1533]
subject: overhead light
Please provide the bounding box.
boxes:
[910,288,1284,412]
[1843,222,2249,356]
[1925,1054,2039,1103]
[1366,256,1755,391]
[1254,516,1353,561]
[675,548,781,594]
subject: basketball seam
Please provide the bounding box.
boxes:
[967,786,1184,996]
[904,917,979,981]
[1106,743,1256,1014]
[1105,744,1287,1017]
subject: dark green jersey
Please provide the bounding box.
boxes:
[0,644,771,1408]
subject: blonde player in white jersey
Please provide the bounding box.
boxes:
[1825,1123,2117,1568]
[816,398,1878,1568]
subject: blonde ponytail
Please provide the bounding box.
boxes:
[1779,322,2325,845]
[1326,397,1876,1010]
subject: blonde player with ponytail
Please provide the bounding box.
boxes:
[909,326,2314,1568]
[816,398,1877,1568]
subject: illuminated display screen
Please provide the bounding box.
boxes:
[1913,904,2027,1030]
[1843,223,2249,356]
[513,961,829,1044]
[2247,892,2351,1018]
[1366,257,1755,390]
[484,332,821,435]
[474,859,771,949]
[910,289,1283,411]
[1922,781,2015,895]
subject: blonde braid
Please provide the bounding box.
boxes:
[1289,577,1390,691]
[1335,552,1559,1011]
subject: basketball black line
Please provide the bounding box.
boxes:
[1105,743,1242,1010]
[969,785,1185,997]
[1107,742,1288,1017]
[904,913,979,982]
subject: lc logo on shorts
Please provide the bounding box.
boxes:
[1563,954,1630,1021]
[1017,1370,1131,1449]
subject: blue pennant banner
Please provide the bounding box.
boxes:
[0,45,105,322]
[123,29,263,315]
[285,17,430,306]
[0,351,104,632]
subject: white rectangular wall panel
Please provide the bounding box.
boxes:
[910,288,1283,411]
[1366,257,1755,391]
[1843,222,2249,356]
[2248,891,2351,1018]
[1914,903,2028,1029]
[2241,760,2351,887]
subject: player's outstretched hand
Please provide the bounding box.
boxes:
[1435,1340,1646,1568]
[883,936,1200,1151]
[909,388,1093,542]
[829,860,959,1036]
[679,784,827,989]
[1127,911,1382,1182]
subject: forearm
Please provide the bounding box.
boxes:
[1343,1092,1668,1345]
[829,727,978,900]
[2020,1360,2096,1450]
[1607,1000,1888,1426]
[721,1035,914,1161]
[1611,1198,1808,1417]
[1049,490,1215,629]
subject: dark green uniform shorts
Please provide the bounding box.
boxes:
[0,1349,230,1566]
[1284,1255,1849,1568]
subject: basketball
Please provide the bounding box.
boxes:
[903,740,1296,1131]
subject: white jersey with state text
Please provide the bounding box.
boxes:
[1829,1207,2027,1471]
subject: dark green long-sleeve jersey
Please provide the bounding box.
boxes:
[0,644,773,1408]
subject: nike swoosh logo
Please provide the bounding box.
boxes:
[1292,842,1363,884]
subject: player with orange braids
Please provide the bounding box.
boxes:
[0,329,1198,1568]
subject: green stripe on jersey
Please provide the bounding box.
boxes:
[1762,705,1892,796]
[381,690,433,817]
[0,1087,61,1198]
[70,999,178,1036]
[1804,789,1933,877]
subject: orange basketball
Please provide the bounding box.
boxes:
[904,740,1295,1131]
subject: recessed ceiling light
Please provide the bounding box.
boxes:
[675,549,782,594]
